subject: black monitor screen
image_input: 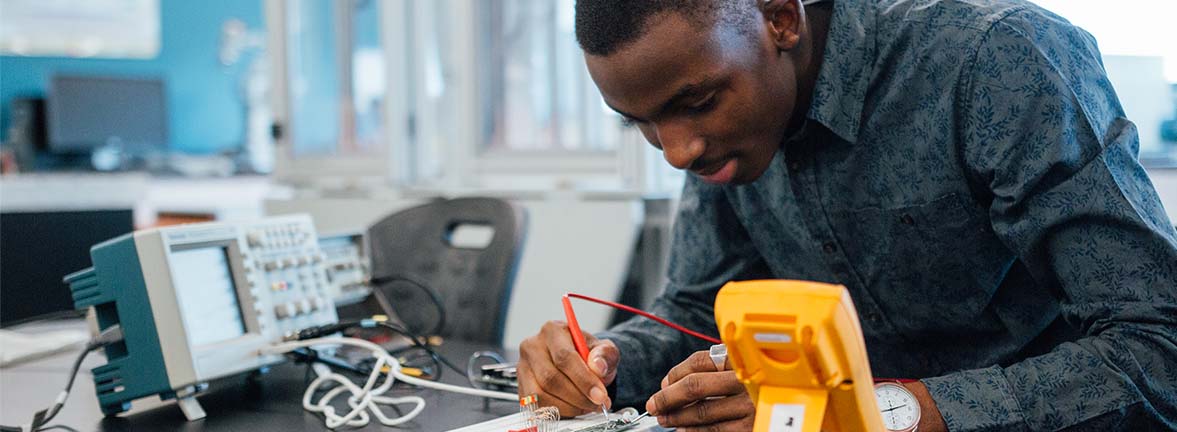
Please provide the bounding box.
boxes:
[0,210,134,327]
[47,75,167,153]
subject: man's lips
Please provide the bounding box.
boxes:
[693,158,729,176]
[694,158,738,184]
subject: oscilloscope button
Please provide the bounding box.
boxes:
[297,298,313,314]
[275,303,297,319]
[247,231,263,247]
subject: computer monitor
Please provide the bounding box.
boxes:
[0,209,134,327]
[46,75,168,154]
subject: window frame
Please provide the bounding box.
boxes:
[406,0,648,192]
[265,0,411,184]
[265,0,674,194]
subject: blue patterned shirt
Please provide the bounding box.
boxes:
[598,0,1177,430]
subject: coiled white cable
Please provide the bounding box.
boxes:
[264,336,516,429]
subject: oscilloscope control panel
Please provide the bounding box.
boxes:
[242,219,336,336]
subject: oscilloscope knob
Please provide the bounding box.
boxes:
[275,302,297,319]
[247,231,264,247]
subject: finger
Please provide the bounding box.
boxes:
[586,339,620,385]
[538,322,608,408]
[520,343,539,397]
[665,350,718,387]
[656,394,755,428]
[517,336,542,396]
[517,361,587,417]
[647,371,745,415]
[519,330,596,413]
[540,322,611,406]
[676,416,756,432]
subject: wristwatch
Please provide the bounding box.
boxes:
[874,381,921,432]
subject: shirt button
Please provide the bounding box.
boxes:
[865,313,882,323]
[822,242,838,253]
[790,161,801,171]
[900,214,915,225]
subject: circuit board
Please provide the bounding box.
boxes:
[563,418,642,432]
[561,408,643,432]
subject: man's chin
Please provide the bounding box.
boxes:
[727,159,774,185]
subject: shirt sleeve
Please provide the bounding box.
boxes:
[922,8,1177,431]
[596,176,774,409]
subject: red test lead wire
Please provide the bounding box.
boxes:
[565,293,915,384]
[564,293,722,345]
[561,294,607,419]
[562,294,592,361]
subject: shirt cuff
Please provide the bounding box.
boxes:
[596,331,649,409]
[921,366,1028,432]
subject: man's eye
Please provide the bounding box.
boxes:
[685,95,718,114]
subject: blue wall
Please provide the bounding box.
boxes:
[0,0,264,154]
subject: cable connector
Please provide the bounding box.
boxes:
[284,319,379,341]
[13,325,127,432]
[90,325,124,348]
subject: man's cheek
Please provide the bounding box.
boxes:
[639,127,660,150]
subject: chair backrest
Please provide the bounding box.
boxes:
[366,197,527,344]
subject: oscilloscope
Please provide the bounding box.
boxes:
[64,214,338,420]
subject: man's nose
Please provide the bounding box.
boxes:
[656,124,705,170]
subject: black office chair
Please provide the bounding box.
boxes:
[366,197,527,345]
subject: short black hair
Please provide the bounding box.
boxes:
[575,0,757,56]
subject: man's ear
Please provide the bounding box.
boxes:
[760,0,803,52]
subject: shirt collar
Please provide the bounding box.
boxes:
[806,0,877,144]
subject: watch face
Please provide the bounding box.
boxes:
[874,382,920,431]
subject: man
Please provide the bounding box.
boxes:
[517,0,1177,430]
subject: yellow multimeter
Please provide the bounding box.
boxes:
[714,280,885,432]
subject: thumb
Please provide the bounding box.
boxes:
[587,339,620,384]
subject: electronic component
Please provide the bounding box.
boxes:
[515,395,559,432]
[714,280,886,432]
[63,215,338,421]
[318,231,371,306]
[564,408,642,432]
[475,362,519,388]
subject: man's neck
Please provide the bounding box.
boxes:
[789,2,834,133]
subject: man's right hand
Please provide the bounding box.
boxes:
[518,320,620,416]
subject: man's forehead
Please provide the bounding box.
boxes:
[585,13,737,118]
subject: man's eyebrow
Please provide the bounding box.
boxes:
[605,75,725,123]
[604,100,642,123]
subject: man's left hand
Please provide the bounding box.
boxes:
[646,350,755,431]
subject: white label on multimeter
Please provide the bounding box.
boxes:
[754,332,794,343]
[768,404,805,432]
